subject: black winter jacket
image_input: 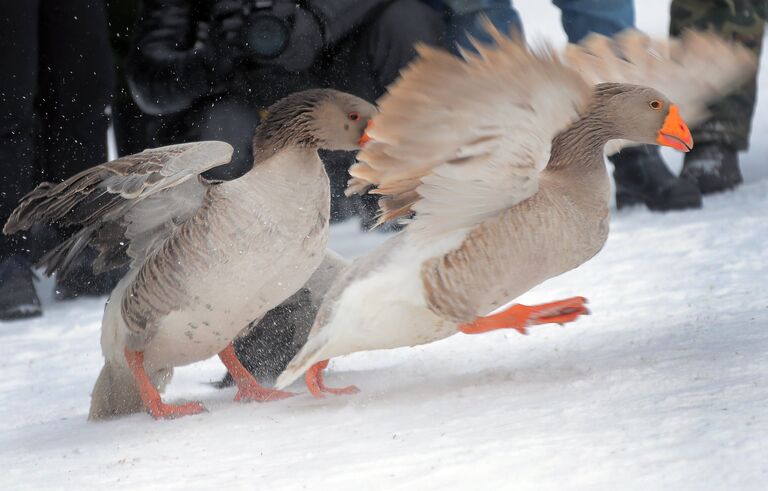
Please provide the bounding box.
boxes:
[127,0,394,115]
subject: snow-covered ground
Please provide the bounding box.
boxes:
[2,1,767,490]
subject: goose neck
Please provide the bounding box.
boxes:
[547,111,618,171]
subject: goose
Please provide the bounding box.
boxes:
[3,89,376,419]
[274,28,756,396]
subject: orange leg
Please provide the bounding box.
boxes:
[218,344,294,402]
[305,359,359,398]
[124,348,205,419]
[460,296,589,335]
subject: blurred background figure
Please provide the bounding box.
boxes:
[432,0,704,212]
[126,0,445,225]
[0,0,116,320]
[671,0,766,194]
[106,0,156,156]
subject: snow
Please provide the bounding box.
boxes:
[2,1,768,489]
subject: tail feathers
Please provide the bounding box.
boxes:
[88,361,172,421]
[274,338,329,390]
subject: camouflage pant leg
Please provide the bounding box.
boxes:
[670,0,766,149]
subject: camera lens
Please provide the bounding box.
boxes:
[244,14,290,59]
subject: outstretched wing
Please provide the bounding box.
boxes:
[564,29,757,152]
[350,27,756,231]
[349,27,593,233]
[4,141,233,277]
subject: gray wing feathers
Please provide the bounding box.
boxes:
[3,141,233,277]
[122,178,210,269]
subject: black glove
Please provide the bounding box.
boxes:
[201,0,247,74]
[271,2,323,72]
[210,0,246,46]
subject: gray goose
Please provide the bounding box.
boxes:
[3,89,376,419]
[274,28,755,396]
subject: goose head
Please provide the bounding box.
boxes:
[595,83,693,152]
[253,89,377,157]
[307,90,378,151]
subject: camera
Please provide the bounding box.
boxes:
[240,0,291,60]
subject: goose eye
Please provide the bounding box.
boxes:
[348,112,360,121]
[649,100,663,110]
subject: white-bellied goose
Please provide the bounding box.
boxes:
[274,28,756,396]
[3,89,376,419]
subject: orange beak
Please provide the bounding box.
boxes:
[359,120,374,147]
[656,104,693,152]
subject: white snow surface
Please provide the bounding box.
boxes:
[2,2,768,489]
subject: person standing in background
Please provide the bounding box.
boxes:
[671,0,766,193]
[126,0,446,224]
[0,0,117,320]
[433,0,704,212]
[106,0,157,156]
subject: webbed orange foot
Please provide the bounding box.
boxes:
[306,359,359,398]
[460,296,589,335]
[219,344,295,402]
[124,347,207,420]
[234,384,295,402]
[146,400,206,419]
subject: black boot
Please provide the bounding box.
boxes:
[681,142,742,195]
[0,255,42,321]
[609,145,702,211]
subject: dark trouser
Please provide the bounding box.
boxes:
[107,0,153,157]
[113,81,156,157]
[316,0,446,103]
[436,0,634,50]
[156,0,444,195]
[0,0,114,258]
[670,0,766,150]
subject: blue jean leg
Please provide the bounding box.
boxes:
[553,0,635,42]
[443,0,633,52]
[445,1,524,52]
